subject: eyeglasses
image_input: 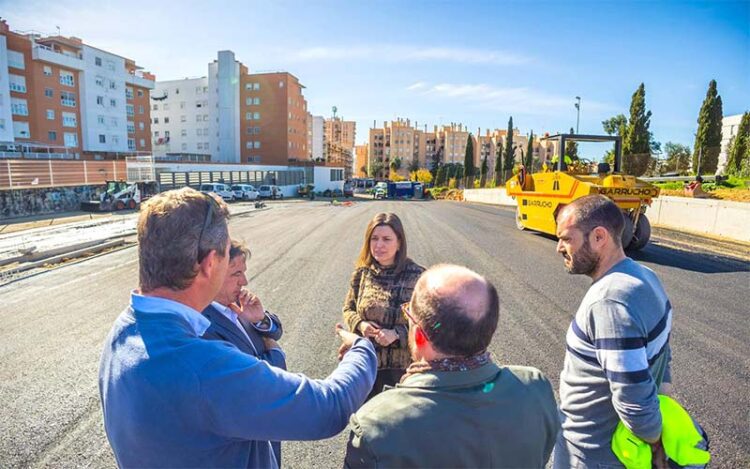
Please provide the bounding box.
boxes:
[401,302,434,341]
[196,194,219,262]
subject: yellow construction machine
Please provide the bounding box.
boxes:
[505,134,659,250]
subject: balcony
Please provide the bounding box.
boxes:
[126,71,155,90]
[32,44,85,71]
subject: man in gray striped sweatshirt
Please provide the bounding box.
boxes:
[553,195,672,469]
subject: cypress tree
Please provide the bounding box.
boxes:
[624,83,653,176]
[726,112,750,176]
[525,131,534,171]
[480,153,489,187]
[463,135,475,188]
[494,139,504,185]
[435,165,446,186]
[692,80,723,174]
[503,117,515,181]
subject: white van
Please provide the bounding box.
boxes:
[231,184,259,201]
[199,183,235,201]
[258,185,284,199]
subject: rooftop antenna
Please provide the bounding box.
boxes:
[56,25,61,36]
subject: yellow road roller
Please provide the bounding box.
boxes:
[505,134,660,250]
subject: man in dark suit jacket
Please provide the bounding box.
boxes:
[202,239,286,464]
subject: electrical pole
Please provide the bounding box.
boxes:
[574,96,581,134]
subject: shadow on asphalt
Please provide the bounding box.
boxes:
[630,244,749,274]
[528,231,748,274]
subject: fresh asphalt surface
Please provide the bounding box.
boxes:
[0,199,748,468]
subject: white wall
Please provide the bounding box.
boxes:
[719,114,744,173]
[80,45,129,153]
[0,35,15,142]
[150,77,209,156]
[209,51,241,163]
[313,166,345,192]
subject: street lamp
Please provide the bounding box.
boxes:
[574,96,581,134]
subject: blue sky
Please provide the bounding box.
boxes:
[4,0,749,150]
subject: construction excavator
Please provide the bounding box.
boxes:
[81,180,159,212]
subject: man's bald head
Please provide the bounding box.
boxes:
[412,264,499,357]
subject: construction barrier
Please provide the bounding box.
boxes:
[0,159,126,190]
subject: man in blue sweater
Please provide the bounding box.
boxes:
[99,188,377,468]
[553,195,672,468]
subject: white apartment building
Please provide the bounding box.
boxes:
[209,50,241,163]
[150,77,211,157]
[307,114,324,160]
[0,34,14,142]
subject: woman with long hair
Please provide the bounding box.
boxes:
[343,212,425,398]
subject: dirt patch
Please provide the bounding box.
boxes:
[659,188,750,203]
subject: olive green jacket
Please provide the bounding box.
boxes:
[345,362,560,468]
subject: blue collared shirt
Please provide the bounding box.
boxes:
[131,290,210,336]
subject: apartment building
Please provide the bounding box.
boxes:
[307,113,324,161]
[719,114,744,172]
[354,144,368,177]
[0,20,154,158]
[151,51,308,165]
[323,117,356,178]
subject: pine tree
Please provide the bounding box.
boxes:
[463,135,475,188]
[726,112,750,176]
[692,80,723,174]
[494,139,504,185]
[624,83,653,176]
[503,117,515,182]
[480,154,489,187]
[565,127,579,160]
[525,131,534,171]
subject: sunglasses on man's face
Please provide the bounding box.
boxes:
[197,194,220,263]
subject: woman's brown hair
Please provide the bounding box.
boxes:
[356,212,408,273]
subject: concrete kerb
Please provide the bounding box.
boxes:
[2,238,127,277]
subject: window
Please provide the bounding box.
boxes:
[127,122,135,134]
[11,98,29,116]
[254,112,260,120]
[253,83,260,90]
[203,86,208,93]
[45,87,54,98]
[62,112,77,127]
[153,104,158,111]
[154,131,160,137]
[61,91,76,107]
[196,128,203,136]
[97,116,105,125]
[203,114,208,121]
[64,132,78,147]
[181,143,188,151]
[97,95,104,105]
[106,60,115,71]
[180,115,186,122]
[95,76,104,87]
[279,80,284,88]
[153,117,159,124]
[253,97,260,105]
[246,112,252,120]
[246,141,253,149]
[0,119,4,130]
[139,138,145,148]
[163,103,170,111]
[138,122,144,131]
[126,87,134,99]
[331,169,344,181]
[48,131,57,141]
[99,134,106,143]
[109,80,116,90]
[110,98,116,107]
[180,101,185,109]
[13,121,30,138]
[126,104,134,116]
[110,117,118,127]
[7,50,24,69]
[196,86,202,94]
[196,101,203,108]
[46,109,55,120]
[254,141,261,149]
[164,117,170,124]
[95,56,102,66]
[196,115,202,123]
[43,65,52,76]
[128,138,135,150]
[253,126,261,134]
[137,89,144,97]
[181,129,187,136]
[175,88,180,94]
[59,71,75,87]
[197,142,203,150]
[112,135,120,145]
[9,74,27,92]
[138,105,144,114]
[245,98,252,106]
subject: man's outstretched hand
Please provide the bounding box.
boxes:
[336,323,360,361]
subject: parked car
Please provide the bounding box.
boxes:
[258,185,284,199]
[232,184,259,201]
[373,182,388,199]
[199,183,235,201]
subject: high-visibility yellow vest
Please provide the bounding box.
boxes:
[612,395,710,468]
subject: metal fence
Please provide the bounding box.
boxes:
[157,169,305,191]
[0,159,127,190]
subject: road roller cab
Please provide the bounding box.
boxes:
[505,133,660,250]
